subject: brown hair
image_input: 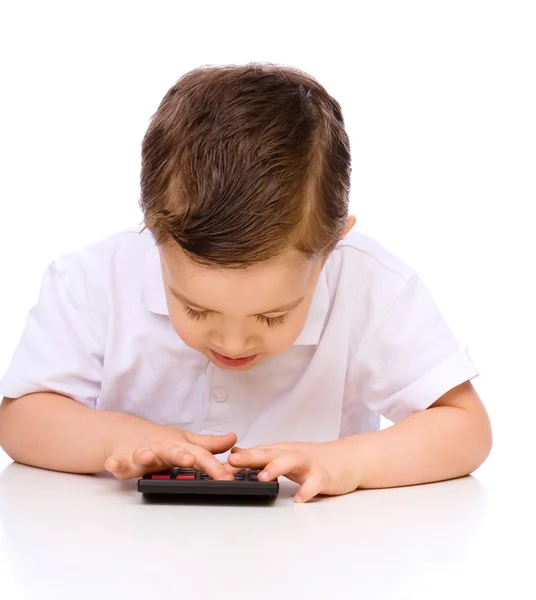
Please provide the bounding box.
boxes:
[140,62,351,268]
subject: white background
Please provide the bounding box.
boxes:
[1,2,535,597]
[0,2,534,478]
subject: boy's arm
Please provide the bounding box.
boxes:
[0,392,155,473]
[226,380,492,502]
[0,393,236,478]
[341,380,492,488]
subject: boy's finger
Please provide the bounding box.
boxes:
[189,447,235,481]
[221,463,244,476]
[156,444,233,480]
[104,455,140,480]
[227,446,282,468]
[256,453,303,482]
[153,445,197,469]
[105,455,130,474]
[132,447,158,466]
[230,444,271,454]
[295,471,326,503]
[131,447,176,475]
[185,431,237,454]
[104,456,121,473]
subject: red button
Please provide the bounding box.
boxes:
[177,475,195,480]
[152,475,170,479]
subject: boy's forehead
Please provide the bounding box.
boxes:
[158,243,322,307]
[159,243,316,281]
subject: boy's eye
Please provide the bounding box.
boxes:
[183,305,210,321]
[256,314,288,328]
[182,304,288,328]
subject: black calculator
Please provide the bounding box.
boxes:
[138,467,279,499]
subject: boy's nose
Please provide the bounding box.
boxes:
[214,344,255,359]
[212,332,256,358]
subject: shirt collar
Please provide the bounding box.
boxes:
[143,242,169,316]
[142,242,330,346]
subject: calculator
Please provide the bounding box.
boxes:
[138,467,279,499]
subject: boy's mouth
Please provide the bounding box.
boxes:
[210,350,259,367]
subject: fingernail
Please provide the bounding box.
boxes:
[295,494,303,503]
[233,453,241,461]
[182,453,193,460]
[259,471,269,480]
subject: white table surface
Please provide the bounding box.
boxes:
[0,440,534,600]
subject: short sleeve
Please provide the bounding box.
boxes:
[0,260,103,407]
[355,275,479,423]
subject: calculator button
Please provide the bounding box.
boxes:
[177,475,195,480]
[170,467,196,479]
[249,476,258,481]
[152,474,171,480]
[234,476,244,480]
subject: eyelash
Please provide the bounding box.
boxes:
[182,305,288,328]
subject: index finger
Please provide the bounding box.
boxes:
[150,445,234,480]
[228,446,283,469]
[185,445,235,481]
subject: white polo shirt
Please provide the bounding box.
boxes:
[0,227,479,447]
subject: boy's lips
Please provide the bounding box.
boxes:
[210,350,259,367]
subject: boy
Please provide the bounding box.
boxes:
[0,63,492,503]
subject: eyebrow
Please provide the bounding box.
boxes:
[168,287,305,315]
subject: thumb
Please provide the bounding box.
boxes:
[185,431,237,454]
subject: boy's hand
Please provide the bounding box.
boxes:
[104,422,237,481]
[225,440,361,503]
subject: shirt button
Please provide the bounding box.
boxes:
[212,388,228,403]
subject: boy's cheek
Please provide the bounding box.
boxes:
[167,316,204,349]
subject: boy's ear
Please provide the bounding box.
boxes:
[341,215,357,239]
[138,198,142,210]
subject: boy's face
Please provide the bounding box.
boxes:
[158,244,324,371]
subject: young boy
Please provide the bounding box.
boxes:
[0,63,492,503]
